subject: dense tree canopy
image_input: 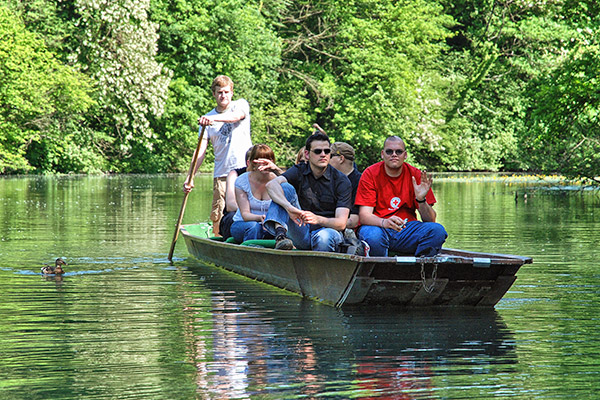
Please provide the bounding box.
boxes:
[1,0,599,183]
[524,33,600,184]
[0,4,94,173]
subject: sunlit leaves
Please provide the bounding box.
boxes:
[276,0,453,167]
[0,5,94,173]
[2,0,600,180]
[71,0,172,156]
[524,33,600,183]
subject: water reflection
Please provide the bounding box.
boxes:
[181,259,516,399]
[1,174,599,399]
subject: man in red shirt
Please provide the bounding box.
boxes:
[355,136,447,257]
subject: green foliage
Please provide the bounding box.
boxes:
[150,0,285,171]
[252,77,314,165]
[435,0,588,174]
[72,0,172,166]
[523,33,600,184]
[334,0,451,157]
[0,4,95,174]
[25,121,111,174]
[1,0,599,182]
[274,0,454,168]
[3,0,81,59]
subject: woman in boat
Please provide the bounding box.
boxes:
[230,144,278,243]
[295,146,307,164]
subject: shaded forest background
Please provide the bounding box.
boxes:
[1,0,599,183]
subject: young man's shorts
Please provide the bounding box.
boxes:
[210,177,227,223]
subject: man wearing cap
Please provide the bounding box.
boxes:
[355,136,447,257]
[329,142,361,229]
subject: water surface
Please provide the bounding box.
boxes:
[0,174,598,399]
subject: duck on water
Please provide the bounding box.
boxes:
[41,258,67,275]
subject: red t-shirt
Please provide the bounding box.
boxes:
[355,161,436,222]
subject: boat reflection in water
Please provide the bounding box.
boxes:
[179,258,517,399]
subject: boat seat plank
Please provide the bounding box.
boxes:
[240,239,276,248]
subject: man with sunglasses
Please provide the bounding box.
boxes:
[264,132,352,251]
[355,136,447,257]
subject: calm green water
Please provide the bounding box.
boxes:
[0,174,598,399]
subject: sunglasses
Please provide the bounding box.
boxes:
[384,148,405,156]
[311,148,331,155]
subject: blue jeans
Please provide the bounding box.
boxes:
[230,220,272,243]
[263,183,344,252]
[358,220,447,257]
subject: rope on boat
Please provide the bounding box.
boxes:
[419,257,438,294]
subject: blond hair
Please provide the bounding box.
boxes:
[211,75,234,93]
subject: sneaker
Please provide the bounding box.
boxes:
[275,236,294,250]
[359,240,370,257]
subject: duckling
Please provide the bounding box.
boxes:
[41,258,67,275]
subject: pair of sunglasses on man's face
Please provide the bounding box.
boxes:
[311,148,405,155]
[311,148,331,155]
[384,148,405,156]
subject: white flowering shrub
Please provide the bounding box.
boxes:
[68,0,172,154]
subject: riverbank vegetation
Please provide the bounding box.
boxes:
[1,0,598,184]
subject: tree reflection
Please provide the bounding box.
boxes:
[178,260,517,399]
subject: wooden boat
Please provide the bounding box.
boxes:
[180,224,532,308]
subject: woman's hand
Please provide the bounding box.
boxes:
[286,206,305,226]
[253,158,282,175]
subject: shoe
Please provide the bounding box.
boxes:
[275,236,294,250]
[359,240,370,257]
[344,240,370,256]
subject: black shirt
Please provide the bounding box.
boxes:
[283,163,352,219]
[347,168,362,215]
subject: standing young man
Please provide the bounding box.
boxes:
[355,136,447,257]
[183,75,252,236]
[263,132,352,252]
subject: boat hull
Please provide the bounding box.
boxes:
[181,224,531,308]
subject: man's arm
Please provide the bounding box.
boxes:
[266,176,304,226]
[412,171,436,222]
[347,214,360,229]
[359,206,406,231]
[266,176,291,208]
[199,102,247,126]
[224,169,240,212]
[199,111,246,126]
[301,207,350,231]
[416,201,436,222]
